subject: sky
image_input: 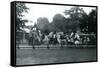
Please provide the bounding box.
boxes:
[22,3,96,26]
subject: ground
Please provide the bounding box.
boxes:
[16,47,97,65]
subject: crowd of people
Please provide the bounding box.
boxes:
[28,31,93,46]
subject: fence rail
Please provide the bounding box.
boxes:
[16,44,96,49]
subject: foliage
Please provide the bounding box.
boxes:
[35,7,97,34]
[88,9,97,34]
[51,14,67,32]
[16,3,29,32]
[36,17,50,34]
[64,6,87,32]
[26,6,97,36]
[16,3,29,41]
[79,9,97,34]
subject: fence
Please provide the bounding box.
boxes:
[16,34,97,49]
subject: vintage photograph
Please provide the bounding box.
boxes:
[15,2,97,65]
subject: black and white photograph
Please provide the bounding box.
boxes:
[12,1,97,66]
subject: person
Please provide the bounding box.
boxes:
[57,33,61,45]
[70,31,80,45]
[48,32,53,45]
[43,35,49,45]
[53,33,58,45]
[69,32,75,44]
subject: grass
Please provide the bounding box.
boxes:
[16,47,97,65]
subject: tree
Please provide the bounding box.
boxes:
[16,3,29,41]
[88,9,97,34]
[64,6,86,32]
[51,14,67,32]
[79,13,89,33]
[16,3,29,32]
[79,9,97,34]
[36,17,50,34]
